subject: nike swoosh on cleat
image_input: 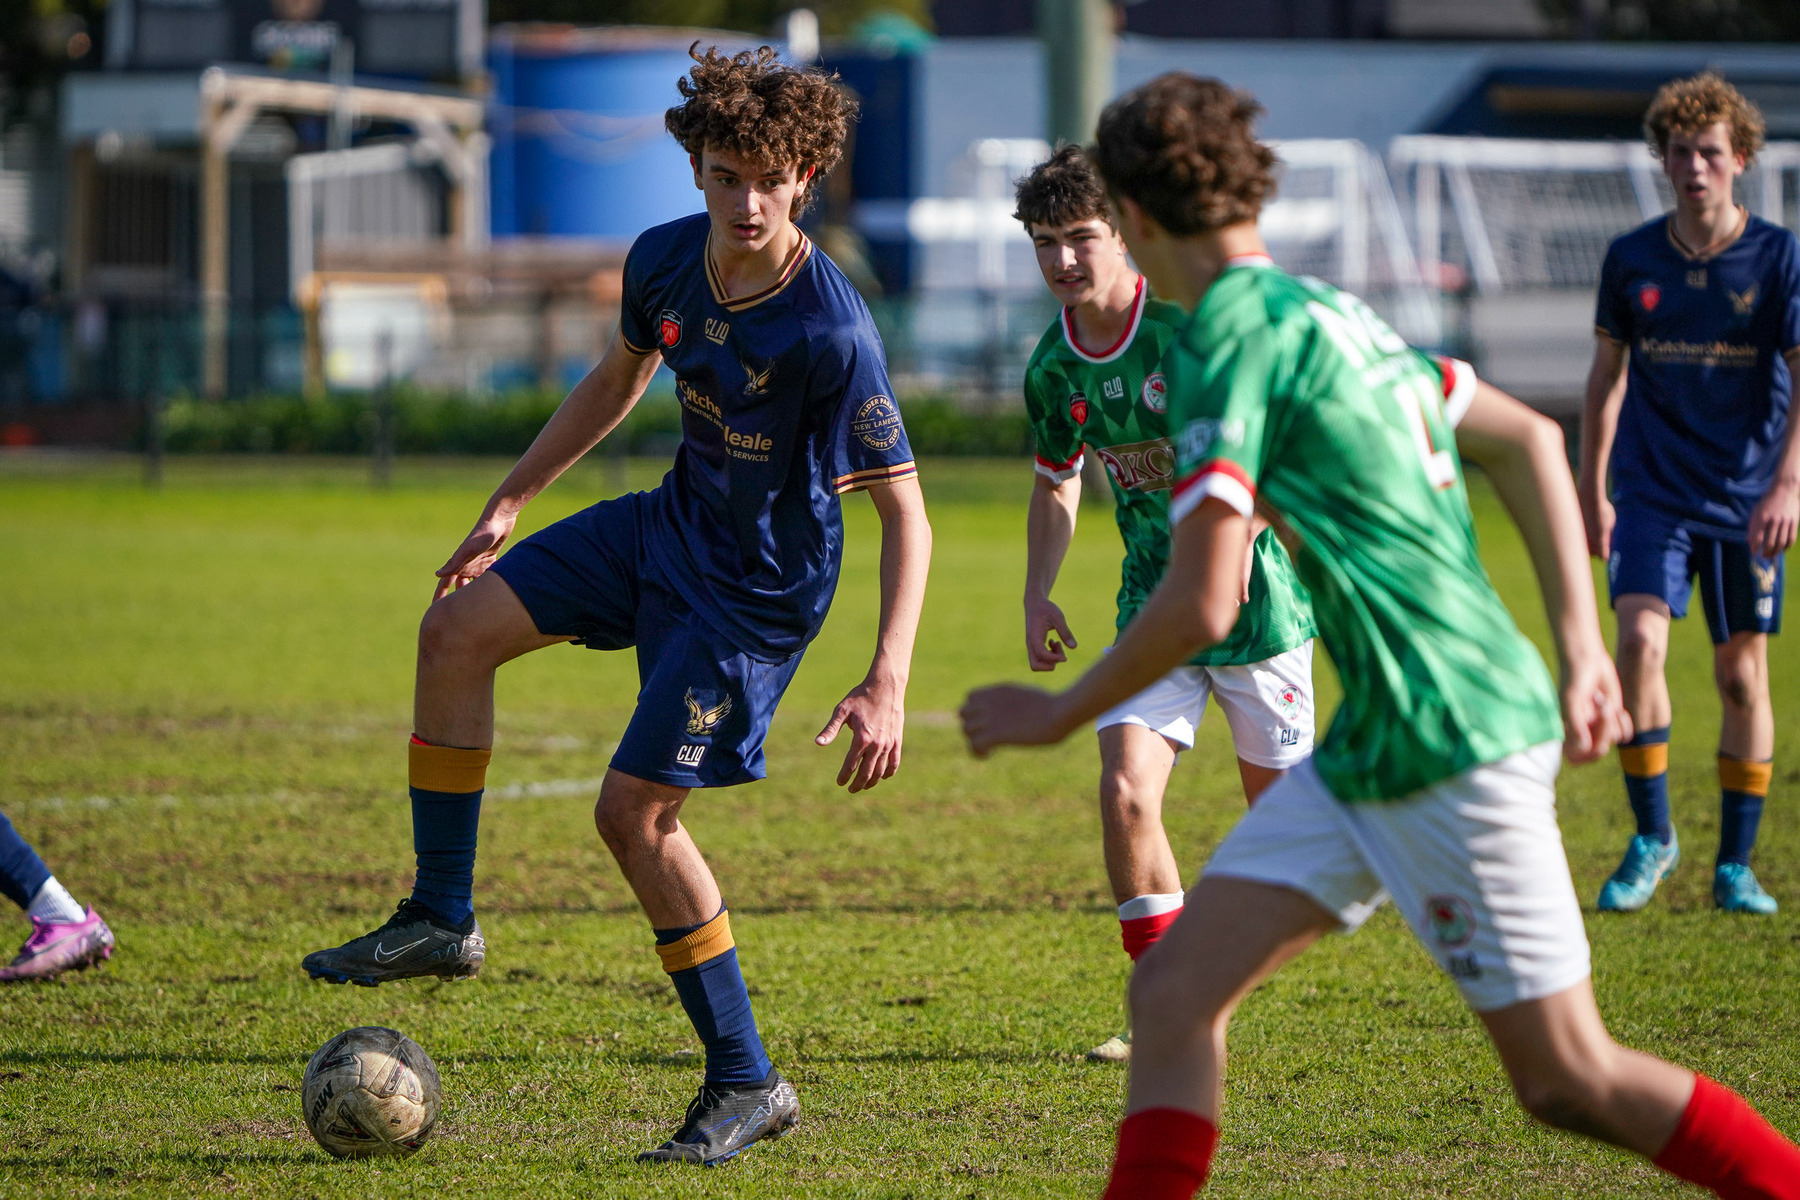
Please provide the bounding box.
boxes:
[372,937,429,963]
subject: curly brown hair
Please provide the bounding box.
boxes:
[1013,144,1113,231]
[664,43,857,218]
[1090,73,1277,237]
[1644,72,1765,165]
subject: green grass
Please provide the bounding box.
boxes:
[1,454,1796,1198]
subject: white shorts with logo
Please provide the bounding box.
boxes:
[1095,641,1314,768]
[1204,742,1589,1012]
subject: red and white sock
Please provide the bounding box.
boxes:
[1654,1074,1800,1199]
[1119,891,1184,961]
[1102,1107,1218,1200]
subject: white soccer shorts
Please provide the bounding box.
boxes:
[1203,742,1591,1012]
[1095,641,1315,768]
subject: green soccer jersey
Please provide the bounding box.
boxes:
[1023,278,1315,667]
[1165,257,1562,801]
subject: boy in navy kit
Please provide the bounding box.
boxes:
[302,45,932,1163]
[1579,73,1800,915]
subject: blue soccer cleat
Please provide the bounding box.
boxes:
[1713,863,1779,915]
[1596,831,1680,912]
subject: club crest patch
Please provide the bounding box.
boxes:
[660,310,682,348]
[850,395,903,451]
[1275,683,1302,718]
[1425,894,1476,948]
[1141,372,1167,414]
[1069,393,1089,425]
[683,688,732,736]
[1638,283,1661,312]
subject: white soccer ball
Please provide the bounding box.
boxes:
[301,1026,442,1159]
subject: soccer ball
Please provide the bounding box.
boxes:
[301,1026,442,1159]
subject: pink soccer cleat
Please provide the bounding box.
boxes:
[0,908,114,982]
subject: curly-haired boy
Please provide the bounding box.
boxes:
[301,44,931,1164]
[962,71,1800,1196]
[1579,71,1800,916]
[1012,145,1315,1064]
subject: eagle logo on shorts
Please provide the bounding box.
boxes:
[1753,560,1778,595]
[683,689,733,736]
[1425,894,1476,948]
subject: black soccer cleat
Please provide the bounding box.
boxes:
[302,898,485,986]
[636,1069,801,1166]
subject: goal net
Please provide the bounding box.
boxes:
[1388,135,1800,295]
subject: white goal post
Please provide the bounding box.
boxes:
[1389,135,1800,296]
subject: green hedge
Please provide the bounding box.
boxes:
[156,391,1034,457]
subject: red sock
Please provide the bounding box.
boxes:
[1121,907,1182,961]
[1102,1107,1218,1200]
[1654,1074,1800,1199]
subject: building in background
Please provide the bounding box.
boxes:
[3,1,1800,436]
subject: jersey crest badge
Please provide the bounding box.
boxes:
[1730,284,1759,315]
[742,360,773,395]
[850,395,904,451]
[1069,393,1089,425]
[1140,372,1167,414]
[660,310,683,347]
[1637,283,1661,312]
[683,688,733,735]
[1425,894,1475,947]
[1275,684,1302,718]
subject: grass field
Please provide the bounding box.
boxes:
[2,453,1797,1198]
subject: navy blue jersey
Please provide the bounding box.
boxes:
[1597,212,1800,535]
[618,214,916,661]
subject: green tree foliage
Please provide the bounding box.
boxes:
[484,0,933,38]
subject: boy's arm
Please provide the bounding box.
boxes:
[962,498,1246,753]
[1455,379,1631,762]
[435,328,660,598]
[1747,346,1800,559]
[816,475,932,791]
[1024,471,1082,670]
[1576,335,1629,561]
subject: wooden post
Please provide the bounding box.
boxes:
[201,102,230,400]
[198,79,259,400]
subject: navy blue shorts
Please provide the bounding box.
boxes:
[1608,506,1784,644]
[490,491,805,788]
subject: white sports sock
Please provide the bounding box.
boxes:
[1117,890,1185,922]
[27,877,86,924]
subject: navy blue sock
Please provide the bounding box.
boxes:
[407,737,489,927]
[1718,755,1772,868]
[655,908,773,1086]
[1620,726,1672,844]
[0,809,51,912]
